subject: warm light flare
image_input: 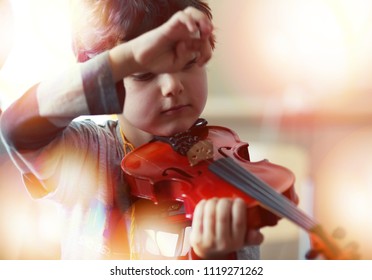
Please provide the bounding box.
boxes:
[0,0,74,110]
[216,0,372,109]
[36,201,63,242]
[144,230,179,257]
[0,195,61,259]
[341,190,372,226]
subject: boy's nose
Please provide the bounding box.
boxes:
[160,73,184,97]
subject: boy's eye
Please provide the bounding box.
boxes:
[183,58,197,70]
[131,58,197,81]
[132,72,155,81]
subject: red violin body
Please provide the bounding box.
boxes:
[121,120,359,259]
[121,121,297,229]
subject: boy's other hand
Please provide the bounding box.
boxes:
[190,198,264,259]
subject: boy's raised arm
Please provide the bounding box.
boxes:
[1,7,213,151]
[0,51,122,150]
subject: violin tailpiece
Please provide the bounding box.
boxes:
[187,140,214,166]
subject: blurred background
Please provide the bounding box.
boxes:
[1,0,372,259]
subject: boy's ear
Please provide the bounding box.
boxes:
[77,51,90,63]
[72,38,90,63]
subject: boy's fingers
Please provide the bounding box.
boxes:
[169,7,213,40]
[197,38,212,65]
[203,198,218,246]
[183,39,211,66]
[173,10,198,33]
[190,199,206,244]
[245,229,264,246]
[184,6,213,36]
[231,198,247,244]
[175,40,200,67]
[215,198,232,245]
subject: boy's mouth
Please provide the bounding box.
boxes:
[161,104,190,115]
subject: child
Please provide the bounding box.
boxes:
[0,0,263,260]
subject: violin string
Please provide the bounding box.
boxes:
[209,157,317,231]
[211,158,315,230]
[219,158,317,230]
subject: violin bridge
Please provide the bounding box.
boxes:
[186,140,214,166]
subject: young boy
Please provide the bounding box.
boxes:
[0,0,263,260]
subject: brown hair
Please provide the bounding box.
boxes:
[70,0,215,62]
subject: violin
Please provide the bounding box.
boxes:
[121,119,359,260]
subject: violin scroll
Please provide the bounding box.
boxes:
[306,226,360,260]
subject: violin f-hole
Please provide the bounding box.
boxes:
[162,167,197,178]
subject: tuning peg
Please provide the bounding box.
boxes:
[332,227,346,239]
[345,241,359,251]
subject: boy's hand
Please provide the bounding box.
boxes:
[132,6,213,72]
[109,6,214,80]
[190,198,264,259]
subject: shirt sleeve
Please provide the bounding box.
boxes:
[0,51,125,198]
[0,51,124,150]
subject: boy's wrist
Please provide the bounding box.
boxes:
[109,42,141,82]
[81,51,124,115]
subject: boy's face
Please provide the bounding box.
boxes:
[121,59,208,137]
